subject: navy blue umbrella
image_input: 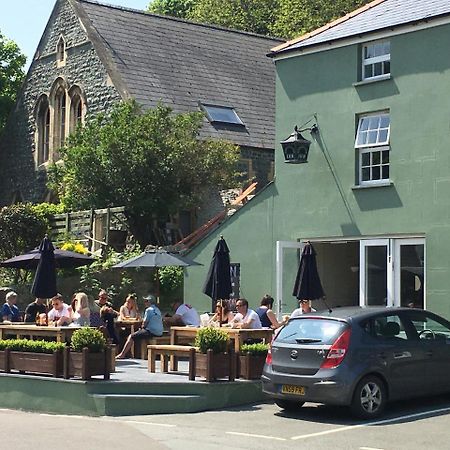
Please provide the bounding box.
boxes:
[31,236,57,299]
[203,236,232,311]
[292,242,325,301]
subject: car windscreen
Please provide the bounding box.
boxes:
[276,318,348,345]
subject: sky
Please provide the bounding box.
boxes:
[1,0,151,68]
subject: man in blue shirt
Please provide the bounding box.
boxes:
[1,291,21,322]
[116,294,163,359]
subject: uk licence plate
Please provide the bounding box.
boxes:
[281,384,305,395]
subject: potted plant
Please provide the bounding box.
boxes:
[194,327,235,381]
[238,343,269,380]
[0,339,65,377]
[64,327,111,380]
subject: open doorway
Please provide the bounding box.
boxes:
[313,241,360,309]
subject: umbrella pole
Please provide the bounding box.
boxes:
[219,299,223,327]
[156,268,160,304]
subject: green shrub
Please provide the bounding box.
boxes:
[0,339,65,353]
[194,327,229,354]
[71,327,106,353]
[240,343,269,356]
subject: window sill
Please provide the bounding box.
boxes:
[352,181,393,190]
[353,74,391,87]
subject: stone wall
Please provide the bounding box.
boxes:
[0,0,122,205]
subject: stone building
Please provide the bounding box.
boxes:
[0,0,281,233]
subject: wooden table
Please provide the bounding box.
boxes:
[0,324,78,343]
[115,319,142,357]
[169,326,274,370]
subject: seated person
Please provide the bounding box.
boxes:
[23,297,47,323]
[1,291,21,322]
[116,295,163,359]
[228,299,262,329]
[209,301,235,325]
[256,294,284,329]
[70,292,91,327]
[163,301,200,327]
[119,294,140,320]
[290,299,316,318]
[47,294,72,326]
[100,305,119,344]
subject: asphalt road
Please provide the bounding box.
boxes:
[2,395,450,450]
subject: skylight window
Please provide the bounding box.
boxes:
[200,104,244,126]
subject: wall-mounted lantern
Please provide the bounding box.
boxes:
[280,124,318,164]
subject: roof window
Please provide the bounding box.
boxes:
[200,104,244,126]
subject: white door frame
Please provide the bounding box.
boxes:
[360,239,393,307]
[393,238,426,308]
[276,240,304,318]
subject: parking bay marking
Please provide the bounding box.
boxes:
[290,406,450,440]
[227,431,287,441]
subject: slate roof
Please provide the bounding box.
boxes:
[73,0,282,150]
[270,0,450,57]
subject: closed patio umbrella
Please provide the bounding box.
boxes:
[203,236,232,312]
[292,242,325,301]
[31,236,57,299]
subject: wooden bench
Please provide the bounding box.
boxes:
[147,344,197,380]
[137,334,171,359]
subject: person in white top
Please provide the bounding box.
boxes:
[229,299,262,329]
[47,294,72,326]
[290,299,316,318]
[164,301,200,327]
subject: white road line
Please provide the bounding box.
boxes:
[227,431,287,441]
[291,406,450,440]
[360,447,385,450]
[37,413,176,428]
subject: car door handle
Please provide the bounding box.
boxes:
[393,351,412,359]
[425,351,433,357]
[377,352,387,359]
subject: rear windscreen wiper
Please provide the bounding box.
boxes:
[295,338,322,343]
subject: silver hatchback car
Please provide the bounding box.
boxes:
[262,307,450,418]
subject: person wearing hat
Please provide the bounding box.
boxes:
[1,291,21,322]
[116,294,163,359]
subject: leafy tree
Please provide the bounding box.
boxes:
[0,203,46,260]
[147,0,372,38]
[148,0,195,18]
[0,31,26,133]
[271,0,372,39]
[48,100,240,248]
[188,0,279,36]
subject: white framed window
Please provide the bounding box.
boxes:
[355,112,390,185]
[362,40,390,80]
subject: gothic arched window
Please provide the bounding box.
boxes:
[55,87,67,149]
[68,85,86,133]
[56,36,66,66]
[35,95,50,165]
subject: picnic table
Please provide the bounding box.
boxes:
[0,323,78,343]
[115,319,142,357]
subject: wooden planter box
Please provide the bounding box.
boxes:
[238,353,266,380]
[64,347,111,380]
[0,349,63,377]
[195,349,235,382]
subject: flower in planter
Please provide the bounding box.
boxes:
[194,327,229,354]
[71,327,106,352]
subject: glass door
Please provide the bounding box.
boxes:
[360,239,392,307]
[394,239,425,308]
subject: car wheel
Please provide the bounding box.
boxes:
[275,400,305,411]
[351,375,386,419]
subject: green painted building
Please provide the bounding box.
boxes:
[185,0,450,320]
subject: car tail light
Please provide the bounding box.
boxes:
[265,335,276,365]
[320,328,351,369]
